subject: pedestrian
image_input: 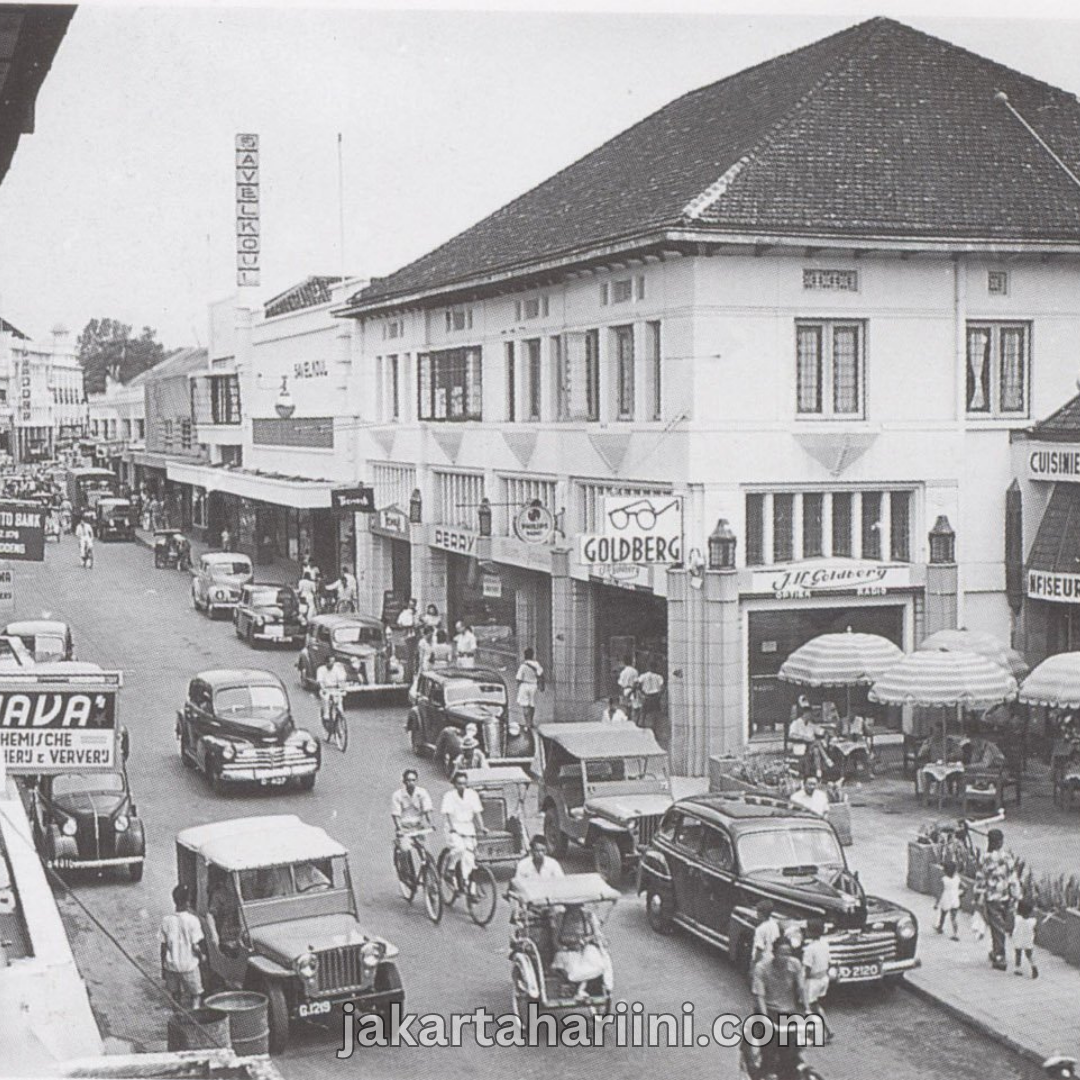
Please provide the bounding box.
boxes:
[934,858,962,940]
[1011,898,1039,979]
[396,598,419,628]
[430,630,453,668]
[751,935,808,1080]
[637,665,665,728]
[296,572,317,622]
[421,603,442,631]
[802,917,833,1043]
[417,625,435,671]
[159,884,206,1010]
[616,656,638,706]
[454,620,478,668]
[220,527,232,552]
[626,682,645,727]
[790,775,830,818]
[599,697,630,725]
[751,898,781,967]
[515,647,544,728]
[974,827,1021,971]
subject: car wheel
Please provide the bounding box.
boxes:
[592,835,623,888]
[210,771,229,796]
[645,888,674,934]
[128,860,144,883]
[262,980,290,1055]
[374,963,404,1024]
[297,774,316,792]
[543,808,568,858]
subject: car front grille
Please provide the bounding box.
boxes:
[315,945,367,993]
[233,745,310,768]
[635,814,663,850]
[827,930,897,966]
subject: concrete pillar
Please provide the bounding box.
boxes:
[551,550,596,718]
[411,538,446,617]
[924,563,958,636]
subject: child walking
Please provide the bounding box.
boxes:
[1011,898,1039,979]
[935,859,961,940]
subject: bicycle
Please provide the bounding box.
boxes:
[335,597,357,614]
[79,543,94,569]
[393,828,443,923]
[321,689,348,752]
[436,836,497,927]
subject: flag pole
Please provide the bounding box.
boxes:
[337,132,347,294]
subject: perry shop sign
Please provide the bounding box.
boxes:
[0,670,122,775]
[0,501,45,562]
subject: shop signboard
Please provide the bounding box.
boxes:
[1026,568,1080,603]
[747,561,914,600]
[589,563,653,591]
[0,669,122,775]
[578,495,684,567]
[235,133,260,287]
[332,486,375,513]
[0,564,12,612]
[482,574,503,599]
[374,506,410,537]
[432,526,478,555]
[1024,445,1080,483]
[0,502,46,562]
[513,501,555,545]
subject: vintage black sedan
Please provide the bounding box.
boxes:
[94,497,136,540]
[297,613,411,695]
[406,667,533,776]
[233,584,305,647]
[638,792,919,986]
[176,669,320,793]
[28,755,145,881]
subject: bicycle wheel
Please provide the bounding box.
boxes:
[394,847,418,902]
[436,848,459,908]
[330,708,348,752]
[467,864,498,927]
[336,598,357,614]
[421,857,443,923]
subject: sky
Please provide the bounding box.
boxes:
[4,1,1080,346]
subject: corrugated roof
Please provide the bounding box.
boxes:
[347,17,1080,312]
[1028,484,1080,577]
[1030,394,1080,441]
[264,276,343,319]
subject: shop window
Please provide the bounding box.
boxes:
[613,325,634,420]
[646,321,662,421]
[861,491,882,559]
[773,493,794,563]
[136,419,146,440]
[553,335,569,421]
[803,492,824,558]
[505,342,516,422]
[966,322,1029,417]
[832,492,853,557]
[796,321,864,417]
[180,418,192,451]
[585,329,600,421]
[211,375,241,424]
[745,493,765,566]
[890,491,911,562]
[388,355,400,421]
[417,347,483,422]
[524,339,541,421]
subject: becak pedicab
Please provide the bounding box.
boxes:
[507,872,618,1022]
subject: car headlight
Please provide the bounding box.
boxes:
[114,815,129,833]
[896,916,917,940]
[508,721,521,737]
[221,743,236,761]
[295,952,319,981]
[351,657,362,670]
[361,942,385,969]
[62,818,77,837]
[301,735,318,755]
[213,588,226,601]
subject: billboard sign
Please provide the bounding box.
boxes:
[236,133,260,287]
[578,494,683,566]
[0,502,46,562]
[332,486,375,513]
[0,669,122,774]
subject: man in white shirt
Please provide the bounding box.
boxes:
[75,516,94,566]
[638,667,665,728]
[396,599,419,628]
[316,652,349,731]
[752,898,783,967]
[790,775,830,818]
[440,771,488,891]
[453,620,478,668]
[160,884,206,1008]
[600,697,631,725]
[514,834,564,883]
[617,657,639,704]
[391,768,434,884]
[515,648,544,727]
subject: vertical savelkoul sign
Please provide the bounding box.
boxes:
[236,133,260,287]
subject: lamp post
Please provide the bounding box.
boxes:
[274,376,295,419]
[478,497,492,538]
[708,519,737,570]
[409,488,423,524]
[929,515,956,565]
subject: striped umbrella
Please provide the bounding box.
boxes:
[919,628,1030,680]
[779,628,904,688]
[870,649,1018,708]
[1018,652,1080,708]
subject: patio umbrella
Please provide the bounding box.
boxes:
[870,649,1018,807]
[1018,651,1080,709]
[919,628,1030,680]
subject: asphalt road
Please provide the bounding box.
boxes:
[8,537,1045,1080]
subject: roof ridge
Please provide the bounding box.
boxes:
[682,20,879,220]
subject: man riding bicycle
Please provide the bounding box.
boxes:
[440,770,488,894]
[391,768,434,885]
[315,650,349,735]
[324,565,358,612]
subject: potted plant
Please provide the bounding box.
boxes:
[1033,874,1070,958]
[709,753,795,796]
[907,822,943,895]
[826,781,852,846]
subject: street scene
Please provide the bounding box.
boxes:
[0,7,1079,1080]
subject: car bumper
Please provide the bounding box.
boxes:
[48,854,144,870]
[219,761,319,783]
[832,956,920,984]
[208,601,240,613]
[251,628,304,643]
[300,986,406,1013]
[489,754,534,769]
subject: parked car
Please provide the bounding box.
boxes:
[94,497,136,540]
[191,552,254,616]
[297,613,411,696]
[0,634,35,668]
[406,667,533,776]
[2,619,74,662]
[27,733,144,881]
[175,814,404,1053]
[638,792,920,986]
[175,669,320,792]
[233,584,305,647]
[535,722,674,888]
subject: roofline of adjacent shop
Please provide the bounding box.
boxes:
[333,227,1080,320]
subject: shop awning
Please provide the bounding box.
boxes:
[1026,483,1080,602]
[166,460,334,509]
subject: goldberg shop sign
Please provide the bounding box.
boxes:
[578,495,683,566]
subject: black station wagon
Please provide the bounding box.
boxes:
[638,793,919,986]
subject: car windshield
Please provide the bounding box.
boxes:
[210,561,251,578]
[238,857,342,900]
[445,681,505,708]
[215,685,287,714]
[52,772,124,797]
[737,828,846,876]
[333,625,384,647]
[33,634,66,661]
[250,587,291,607]
[584,754,668,782]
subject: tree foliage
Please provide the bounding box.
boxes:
[77,318,167,394]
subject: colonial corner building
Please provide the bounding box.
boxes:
[154,18,1080,775]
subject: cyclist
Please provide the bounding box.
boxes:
[315,650,349,737]
[325,565,358,612]
[440,770,488,895]
[391,768,434,886]
[75,516,95,567]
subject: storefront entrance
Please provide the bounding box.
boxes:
[594,584,667,702]
[748,604,904,738]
